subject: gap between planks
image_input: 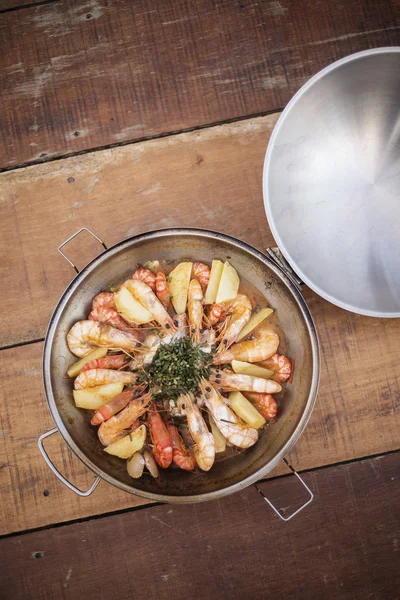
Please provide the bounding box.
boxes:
[1,448,398,542]
[0,108,283,175]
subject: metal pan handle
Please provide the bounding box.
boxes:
[38,428,101,497]
[255,458,313,521]
[265,247,303,292]
[58,227,107,273]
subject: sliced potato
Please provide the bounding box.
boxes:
[114,285,153,324]
[73,382,124,410]
[231,360,274,379]
[236,308,273,342]
[204,259,224,304]
[229,391,266,429]
[167,262,193,314]
[144,260,161,274]
[215,261,240,304]
[209,414,226,453]
[67,347,108,378]
[104,425,147,458]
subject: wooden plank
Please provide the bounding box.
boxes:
[1,453,399,600]
[1,0,399,169]
[0,333,399,534]
[0,114,279,347]
[0,0,52,10]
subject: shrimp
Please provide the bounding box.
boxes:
[132,266,156,291]
[74,368,136,390]
[91,292,116,310]
[155,272,171,310]
[82,354,129,372]
[98,393,151,446]
[199,328,216,353]
[218,295,252,349]
[199,379,257,449]
[187,279,203,344]
[207,303,227,327]
[168,423,196,471]
[177,393,215,471]
[148,405,173,468]
[88,306,138,335]
[243,392,278,423]
[125,279,176,331]
[258,354,292,383]
[192,262,210,292]
[67,321,142,358]
[91,390,134,425]
[210,369,282,394]
[214,326,279,364]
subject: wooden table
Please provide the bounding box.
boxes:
[1,2,399,598]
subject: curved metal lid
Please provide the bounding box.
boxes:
[263,48,400,317]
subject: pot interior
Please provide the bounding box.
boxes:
[45,230,317,501]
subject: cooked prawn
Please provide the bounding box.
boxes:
[132,266,156,291]
[91,390,134,425]
[168,423,196,471]
[187,279,203,344]
[218,294,252,349]
[177,393,215,471]
[215,326,279,364]
[74,368,136,390]
[82,354,129,372]
[258,354,292,383]
[67,321,142,358]
[148,405,173,468]
[192,262,210,293]
[98,393,151,446]
[199,379,258,449]
[207,303,227,326]
[91,292,116,310]
[88,306,138,335]
[243,392,278,423]
[199,328,216,353]
[125,279,176,331]
[210,369,282,393]
[155,272,171,310]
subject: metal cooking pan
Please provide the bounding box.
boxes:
[39,228,319,518]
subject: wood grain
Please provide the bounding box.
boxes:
[0,114,279,348]
[1,453,399,600]
[0,331,399,535]
[1,0,399,168]
[0,0,54,11]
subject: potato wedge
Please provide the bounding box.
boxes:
[167,262,192,314]
[114,285,153,324]
[229,391,266,429]
[209,414,226,453]
[67,347,108,378]
[204,259,224,304]
[104,425,147,458]
[73,382,124,410]
[236,308,273,342]
[215,261,240,304]
[231,360,274,379]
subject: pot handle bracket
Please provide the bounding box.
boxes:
[58,227,107,274]
[254,458,313,521]
[38,428,101,497]
[265,248,303,292]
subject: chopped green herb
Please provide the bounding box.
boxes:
[139,337,213,400]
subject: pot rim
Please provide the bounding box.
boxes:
[43,227,320,503]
